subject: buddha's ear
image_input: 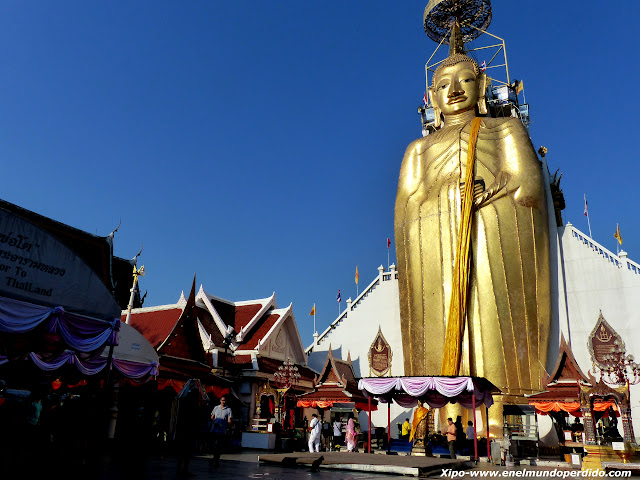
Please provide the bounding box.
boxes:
[477,72,488,115]
[428,87,442,128]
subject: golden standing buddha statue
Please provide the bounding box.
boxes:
[394,32,551,428]
[410,400,430,446]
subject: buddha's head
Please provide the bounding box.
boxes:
[429,53,487,125]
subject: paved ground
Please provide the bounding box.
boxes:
[87,450,582,480]
[98,451,421,480]
[259,451,469,476]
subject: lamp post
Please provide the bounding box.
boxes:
[222,331,234,378]
[599,346,640,387]
[596,344,640,445]
[273,358,301,424]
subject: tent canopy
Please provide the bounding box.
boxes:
[357,376,500,408]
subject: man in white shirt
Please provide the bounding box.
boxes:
[308,413,321,452]
[333,417,343,447]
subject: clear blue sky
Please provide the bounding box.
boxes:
[2,1,638,348]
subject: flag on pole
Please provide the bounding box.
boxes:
[583,195,588,217]
[515,80,524,94]
[336,290,341,303]
[614,224,623,245]
[480,60,487,72]
[387,237,391,249]
[355,266,359,285]
[309,304,316,316]
[423,92,428,106]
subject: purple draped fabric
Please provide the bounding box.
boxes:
[0,294,118,351]
[113,359,160,379]
[26,351,158,379]
[357,376,495,409]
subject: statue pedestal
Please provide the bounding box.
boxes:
[411,444,427,456]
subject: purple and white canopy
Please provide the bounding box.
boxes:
[357,376,498,409]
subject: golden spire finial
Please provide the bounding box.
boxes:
[449,21,465,56]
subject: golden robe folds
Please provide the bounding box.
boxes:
[394,116,551,397]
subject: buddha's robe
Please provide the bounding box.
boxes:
[410,406,430,444]
[394,117,550,397]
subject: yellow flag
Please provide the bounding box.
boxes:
[309,304,316,316]
[355,265,359,285]
[515,80,524,94]
[614,224,623,245]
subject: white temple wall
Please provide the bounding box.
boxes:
[558,224,640,441]
[306,265,412,437]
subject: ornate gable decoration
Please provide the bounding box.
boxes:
[272,328,286,353]
[588,311,625,371]
[368,326,392,376]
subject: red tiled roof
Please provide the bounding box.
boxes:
[241,313,280,349]
[159,356,230,385]
[229,354,253,365]
[209,298,236,327]
[297,386,371,404]
[234,304,262,331]
[160,309,208,363]
[125,307,183,348]
[193,306,225,347]
[334,359,357,388]
[527,385,582,402]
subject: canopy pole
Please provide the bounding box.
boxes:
[368,396,372,453]
[472,394,478,462]
[486,404,491,463]
[387,400,391,454]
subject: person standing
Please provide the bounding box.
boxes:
[210,395,232,467]
[446,417,457,459]
[322,419,330,449]
[454,415,465,454]
[333,417,343,447]
[345,418,357,452]
[466,421,475,454]
[401,418,411,439]
[175,386,202,477]
[308,413,321,452]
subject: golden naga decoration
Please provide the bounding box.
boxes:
[394,23,551,399]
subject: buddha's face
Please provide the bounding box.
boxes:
[432,61,479,116]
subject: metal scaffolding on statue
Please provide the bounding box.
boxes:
[418,0,530,136]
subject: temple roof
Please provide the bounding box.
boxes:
[125,278,308,384]
[528,335,591,402]
[314,346,358,389]
[297,346,370,404]
[544,335,590,386]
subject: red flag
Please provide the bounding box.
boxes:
[387,237,391,249]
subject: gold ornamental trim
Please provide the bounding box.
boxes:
[587,311,625,371]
